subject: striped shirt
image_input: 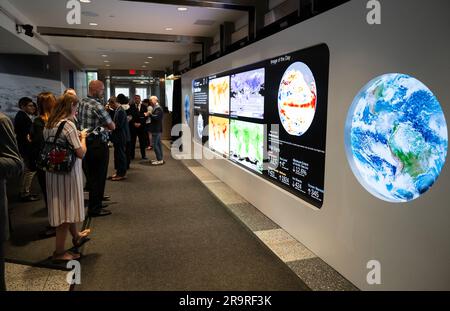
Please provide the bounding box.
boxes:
[78,96,112,142]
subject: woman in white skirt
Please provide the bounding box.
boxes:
[44,93,90,261]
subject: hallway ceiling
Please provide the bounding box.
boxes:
[8,0,247,70]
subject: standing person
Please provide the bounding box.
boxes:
[78,80,115,217]
[14,97,39,201]
[31,92,57,238]
[117,94,132,169]
[44,94,91,261]
[129,95,148,160]
[107,96,129,181]
[0,112,23,291]
[147,96,164,165]
[143,99,153,151]
[31,92,57,209]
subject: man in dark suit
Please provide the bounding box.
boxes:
[14,97,39,201]
[129,95,148,160]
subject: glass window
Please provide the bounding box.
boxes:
[87,72,98,86]
[135,87,147,100]
[115,87,130,98]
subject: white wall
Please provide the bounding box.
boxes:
[181,0,450,290]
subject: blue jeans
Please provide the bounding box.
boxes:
[152,133,163,161]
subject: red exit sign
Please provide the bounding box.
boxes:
[129,69,136,75]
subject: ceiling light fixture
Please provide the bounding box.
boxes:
[142,65,147,68]
[80,0,91,3]
[145,61,149,64]
[89,23,98,26]
[165,27,173,31]
[177,7,188,11]
[102,54,108,57]
[147,56,153,59]
[104,60,110,63]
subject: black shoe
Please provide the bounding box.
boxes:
[101,203,110,209]
[103,195,111,201]
[88,209,112,217]
[20,194,40,202]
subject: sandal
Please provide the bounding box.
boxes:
[111,176,127,181]
[52,251,80,263]
[72,229,91,248]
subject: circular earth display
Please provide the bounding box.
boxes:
[278,62,317,136]
[346,73,448,202]
[185,95,191,124]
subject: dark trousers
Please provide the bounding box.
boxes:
[0,240,4,291]
[126,141,131,169]
[85,139,109,212]
[130,129,147,159]
[36,169,47,208]
[152,133,163,161]
[113,141,127,177]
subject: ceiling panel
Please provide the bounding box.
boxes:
[11,0,246,37]
[44,36,201,70]
[7,0,245,69]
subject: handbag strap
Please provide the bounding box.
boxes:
[53,121,67,144]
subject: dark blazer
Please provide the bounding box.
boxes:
[0,112,24,241]
[148,105,164,134]
[109,106,131,144]
[30,117,46,171]
[14,110,33,160]
[129,103,148,130]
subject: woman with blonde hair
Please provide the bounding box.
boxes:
[43,93,90,261]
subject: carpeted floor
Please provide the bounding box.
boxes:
[6,146,309,291]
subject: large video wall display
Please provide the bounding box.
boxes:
[192,44,330,208]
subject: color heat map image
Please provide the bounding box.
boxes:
[230,120,264,173]
[209,76,230,115]
[208,116,230,156]
[278,62,317,136]
[230,68,265,119]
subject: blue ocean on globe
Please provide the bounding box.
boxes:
[185,95,191,124]
[346,73,448,202]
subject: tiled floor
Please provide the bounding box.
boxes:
[182,158,359,291]
[5,262,70,291]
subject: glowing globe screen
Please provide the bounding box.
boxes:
[346,73,448,202]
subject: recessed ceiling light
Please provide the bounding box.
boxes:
[80,0,91,3]
[142,65,147,68]
[165,27,173,31]
[89,23,98,26]
[106,64,110,67]
[147,56,153,59]
[177,7,188,11]
[144,61,149,64]
[104,60,110,63]
[102,54,108,57]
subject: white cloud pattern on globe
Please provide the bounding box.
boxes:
[345,73,448,202]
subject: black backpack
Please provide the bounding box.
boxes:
[36,121,76,173]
